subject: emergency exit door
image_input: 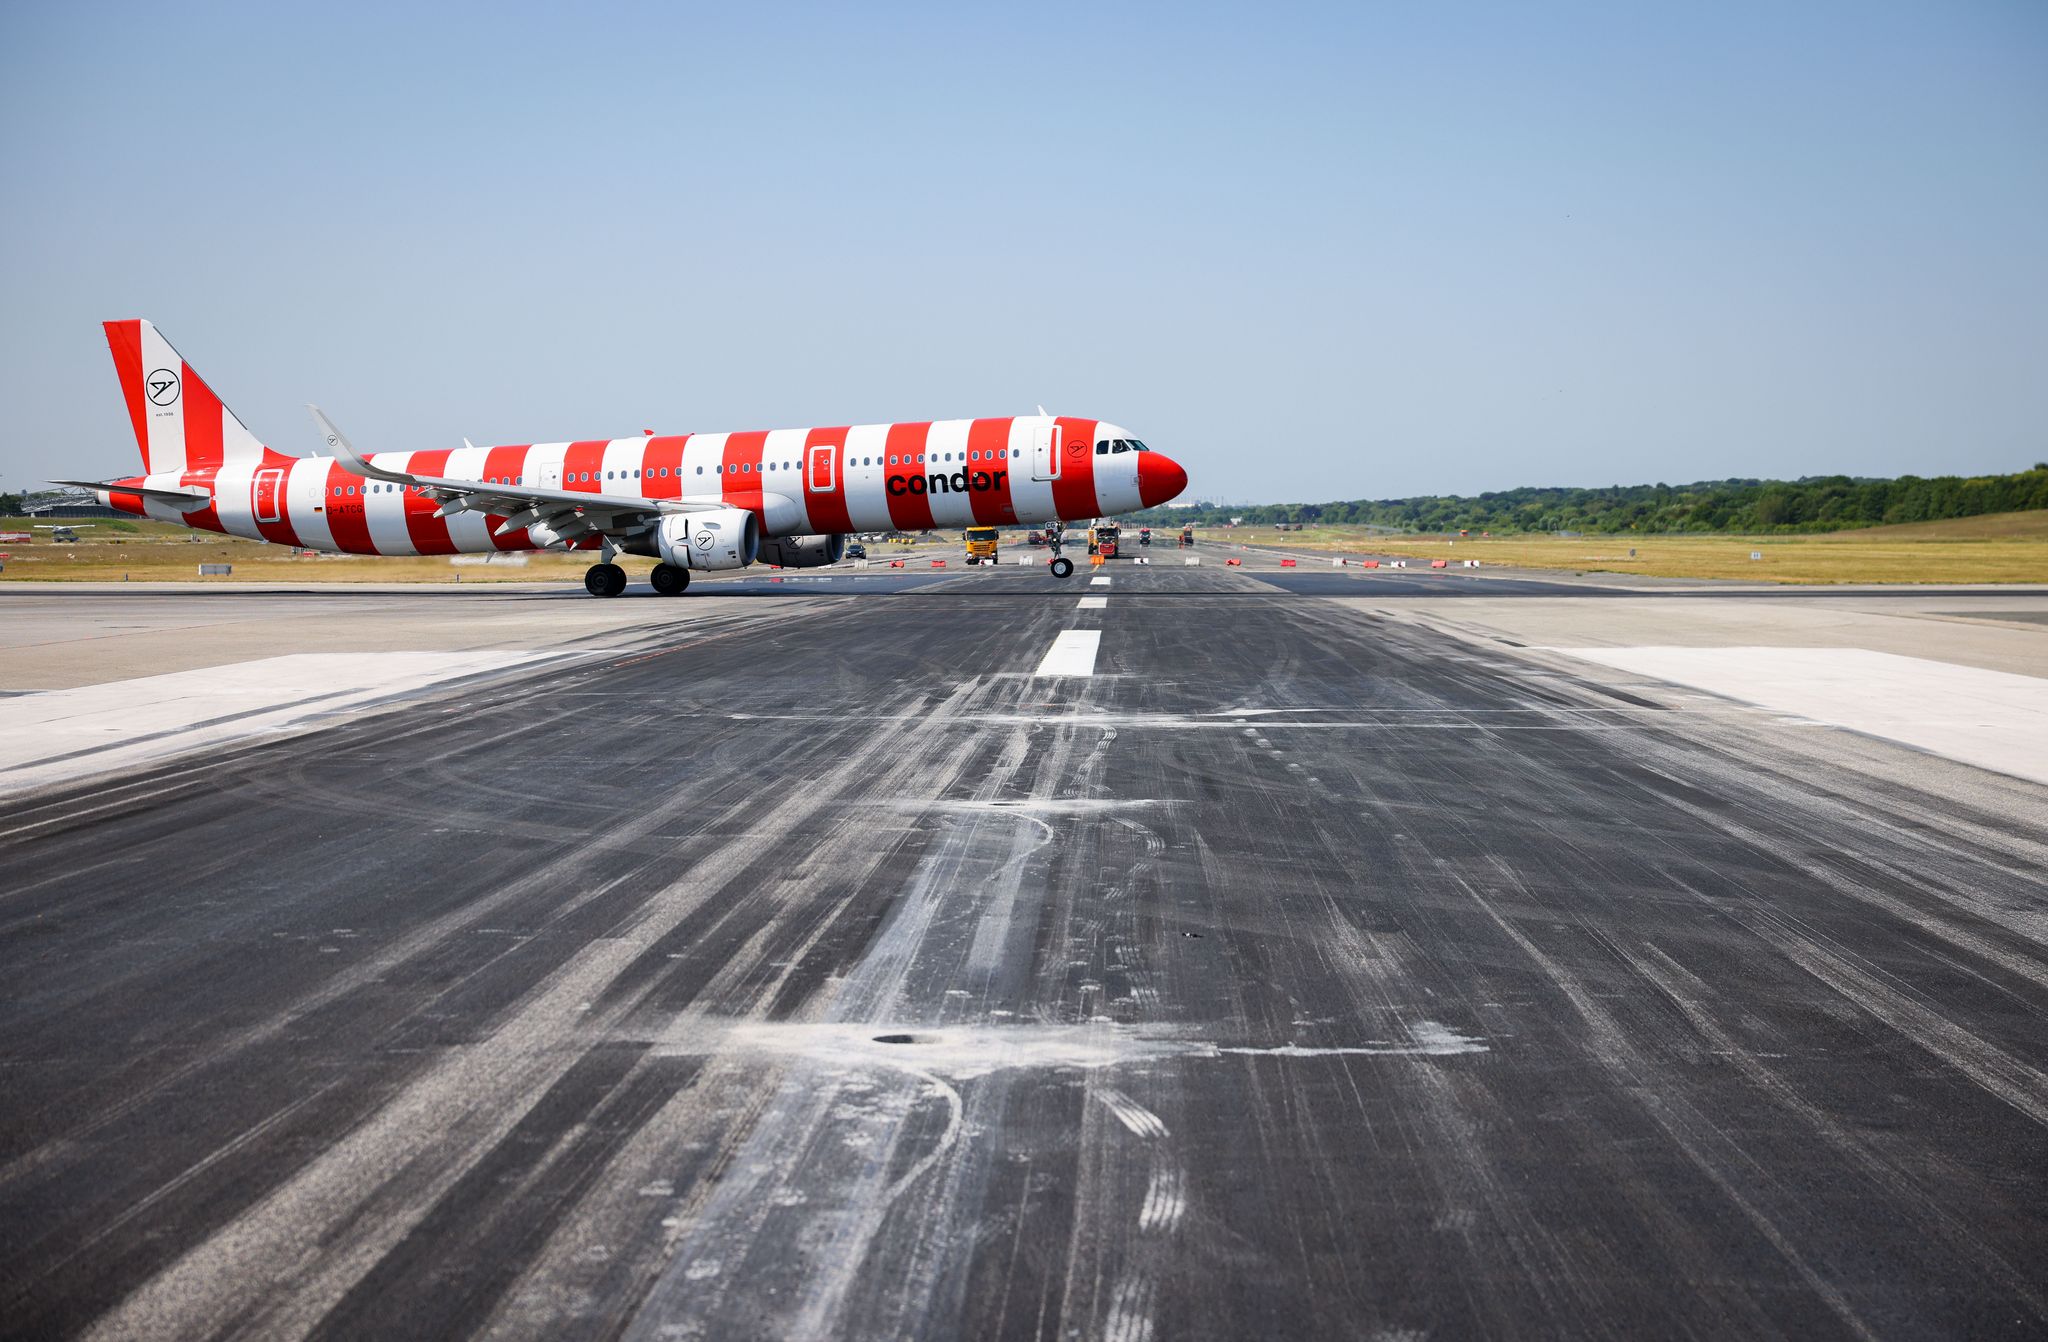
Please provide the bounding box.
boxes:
[806,443,837,493]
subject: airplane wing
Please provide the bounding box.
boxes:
[307,407,725,548]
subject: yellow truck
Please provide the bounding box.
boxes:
[964,526,1001,565]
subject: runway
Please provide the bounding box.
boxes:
[3,556,2046,1340]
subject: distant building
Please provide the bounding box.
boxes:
[25,493,121,519]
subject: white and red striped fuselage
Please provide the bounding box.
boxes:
[102,416,1186,555]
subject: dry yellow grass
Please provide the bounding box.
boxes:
[0,518,985,584]
[0,520,647,584]
[1225,510,2048,584]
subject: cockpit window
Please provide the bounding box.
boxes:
[1130,440,1148,451]
[1096,441,1110,454]
[1110,440,1131,453]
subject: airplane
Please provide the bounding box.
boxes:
[59,320,1189,595]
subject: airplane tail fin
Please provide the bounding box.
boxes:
[103,319,268,476]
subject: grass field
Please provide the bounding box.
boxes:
[5,514,2045,585]
[1230,511,2048,584]
[0,518,972,584]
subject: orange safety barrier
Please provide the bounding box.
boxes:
[1430,559,1448,569]
[889,559,905,568]
[1226,558,1243,566]
[1279,558,1297,567]
[1362,559,1380,569]
[931,559,946,567]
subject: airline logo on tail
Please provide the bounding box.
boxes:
[103,319,268,478]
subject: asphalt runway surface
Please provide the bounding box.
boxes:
[3,557,2046,1340]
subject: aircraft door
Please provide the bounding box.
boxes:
[252,467,286,524]
[1030,420,1061,481]
[805,443,836,493]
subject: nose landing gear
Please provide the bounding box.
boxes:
[584,563,628,597]
[1049,556,1074,578]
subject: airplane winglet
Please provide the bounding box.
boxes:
[306,405,415,485]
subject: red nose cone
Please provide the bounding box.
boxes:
[1137,451,1188,507]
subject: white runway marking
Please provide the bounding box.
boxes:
[1090,575,1112,586]
[0,651,558,798]
[1077,596,1108,609]
[1545,646,2048,785]
[1033,630,1101,677]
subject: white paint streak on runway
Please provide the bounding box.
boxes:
[1034,630,1102,677]
[1078,596,1109,609]
[1091,575,1112,586]
[1544,646,2048,785]
[0,651,558,797]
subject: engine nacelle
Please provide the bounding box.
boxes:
[755,534,847,568]
[657,509,760,571]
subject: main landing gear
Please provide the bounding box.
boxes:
[1049,556,1075,578]
[584,563,628,598]
[649,563,690,596]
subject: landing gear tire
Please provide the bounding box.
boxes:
[1049,556,1074,578]
[649,562,690,596]
[584,562,628,597]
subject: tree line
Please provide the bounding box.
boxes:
[1132,464,2048,534]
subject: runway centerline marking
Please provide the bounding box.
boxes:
[1077,596,1108,609]
[1090,575,1111,586]
[1033,630,1101,677]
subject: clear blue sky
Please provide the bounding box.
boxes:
[2,1,2043,503]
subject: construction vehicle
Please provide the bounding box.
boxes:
[1180,526,1195,547]
[1087,521,1121,558]
[1138,527,1152,547]
[1027,530,1046,547]
[963,526,1000,565]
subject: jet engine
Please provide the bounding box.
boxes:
[756,534,847,568]
[657,509,760,571]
